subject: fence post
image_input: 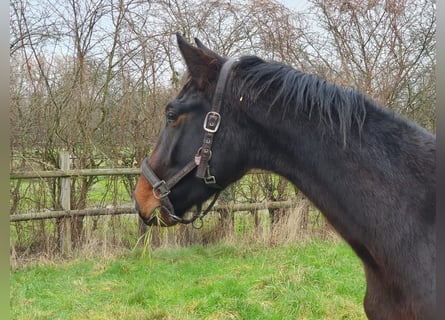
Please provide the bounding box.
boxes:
[59,151,72,255]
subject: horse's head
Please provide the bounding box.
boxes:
[133,33,249,226]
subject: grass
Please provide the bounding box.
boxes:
[11,240,367,319]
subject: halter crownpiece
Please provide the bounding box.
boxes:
[138,57,239,227]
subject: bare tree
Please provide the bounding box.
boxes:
[306,0,436,131]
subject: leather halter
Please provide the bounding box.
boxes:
[138,57,239,227]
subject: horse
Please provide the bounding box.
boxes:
[133,33,436,319]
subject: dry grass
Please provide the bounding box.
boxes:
[11,196,337,269]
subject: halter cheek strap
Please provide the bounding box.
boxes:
[138,57,239,227]
[195,58,238,178]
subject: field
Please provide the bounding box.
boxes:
[11,240,366,319]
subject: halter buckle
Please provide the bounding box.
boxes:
[152,180,170,199]
[203,111,221,133]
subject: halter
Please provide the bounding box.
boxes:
[138,57,239,228]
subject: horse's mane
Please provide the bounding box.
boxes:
[233,56,370,145]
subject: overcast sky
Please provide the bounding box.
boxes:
[278,0,310,11]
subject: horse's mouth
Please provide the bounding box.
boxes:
[144,206,182,227]
[133,175,178,227]
[134,200,179,227]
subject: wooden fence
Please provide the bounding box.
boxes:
[10,152,297,253]
[10,152,291,222]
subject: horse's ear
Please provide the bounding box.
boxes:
[194,37,225,61]
[194,37,206,48]
[176,33,224,88]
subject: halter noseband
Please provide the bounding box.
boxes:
[138,57,239,228]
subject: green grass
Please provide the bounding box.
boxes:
[11,240,366,319]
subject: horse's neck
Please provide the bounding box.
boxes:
[248,104,434,243]
[253,116,359,218]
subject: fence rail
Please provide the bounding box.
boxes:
[10,168,141,179]
[10,200,295,222]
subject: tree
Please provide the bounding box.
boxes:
[306,0,436,131]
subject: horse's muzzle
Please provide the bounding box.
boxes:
[132,193,178,226]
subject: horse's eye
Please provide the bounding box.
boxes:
[166,111,178,124]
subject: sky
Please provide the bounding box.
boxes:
[278,0,310,11]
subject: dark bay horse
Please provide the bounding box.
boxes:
[133,33,436,319]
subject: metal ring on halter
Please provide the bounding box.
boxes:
[192,217,204,229]
[152,180,171,199]
[196,147,212,160]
